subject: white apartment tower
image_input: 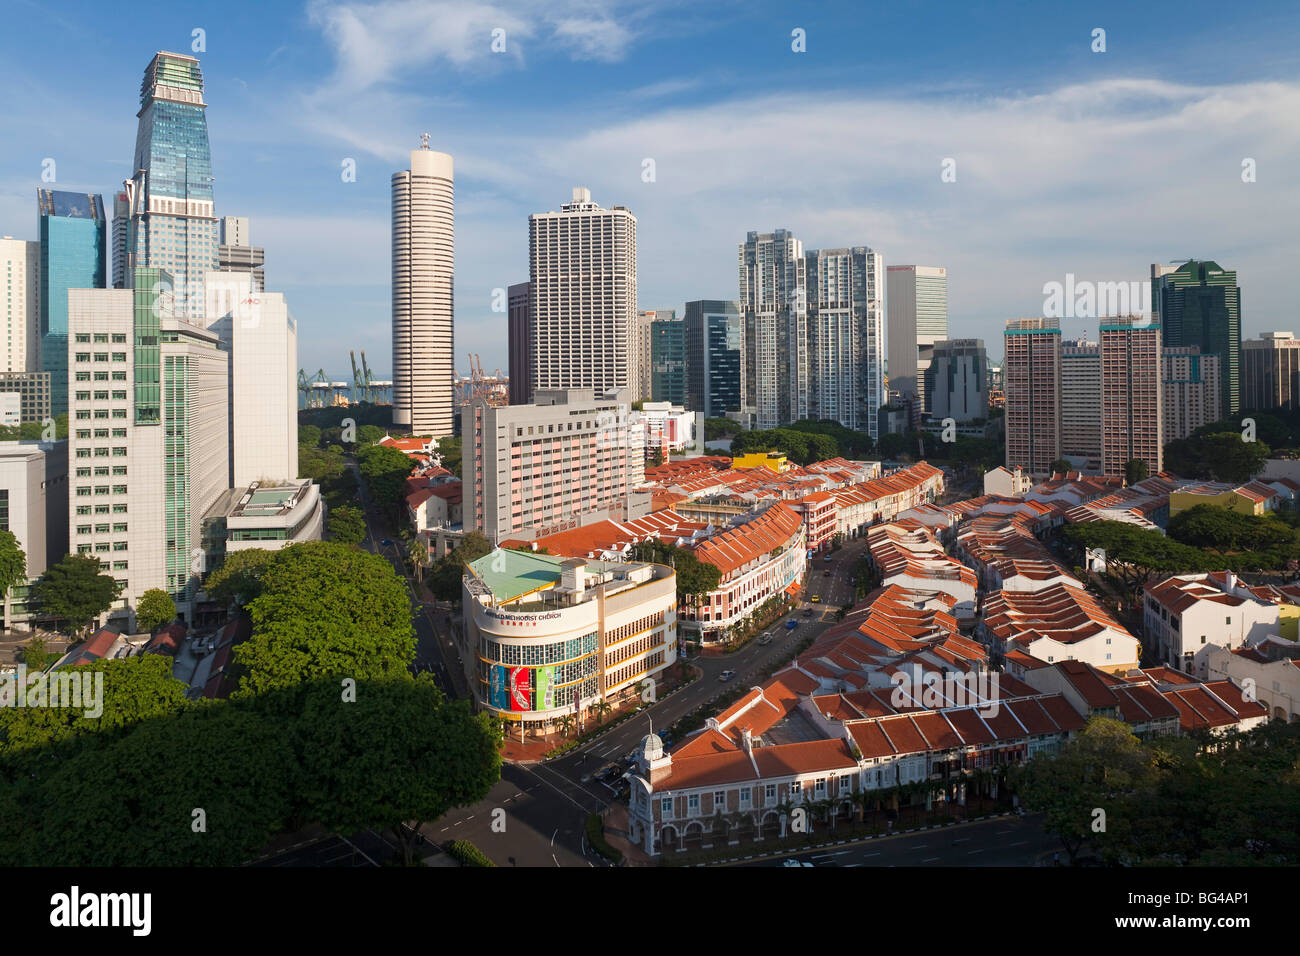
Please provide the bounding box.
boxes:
[392,138,455,437]
[739,230,807,429]
[0,238,39,372]
[1060,339,1101,462]
[806,246,884,436]
[886,265,948,412]
[68,270,228,629]
[529,188,638,397]
[205,271,299,486]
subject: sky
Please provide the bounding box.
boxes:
[2,0,1298,379]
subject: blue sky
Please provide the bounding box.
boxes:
[2,0,1298,379]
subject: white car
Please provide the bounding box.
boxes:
[782,859,814,867]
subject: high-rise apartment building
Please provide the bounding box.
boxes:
[38,191,107,417]
[113,53,217,321]
[738,230,806,429]
[529,188,638,398]
[1060,339,1100,461]
[217,216,265,293]
[684,299,743,419]
[1163,347,1222,441]
[635,309,673,402]
[886,265,948,413]
[204,271,299,486]
[392,139,455,437]
[1100,316,1162,478]
[650,316,686,405]
[464,388,650,545]
[0,372,51,424]
[1004,318,1061,476]
[507,281,532,405]
[1,238,39,374]
[1153,260,1241,416]
[806,246,885,436]
[925,339,988,423]
[1242,332,1300,411]
[67,269,228,629]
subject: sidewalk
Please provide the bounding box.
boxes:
[601,801,655,866]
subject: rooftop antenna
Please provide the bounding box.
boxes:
[419,132,431,150]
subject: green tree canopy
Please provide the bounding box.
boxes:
[428,532,492,602]
[327,504,367,545]
[135,588,177,633]
[1164,431,1270,483]
[356,443,415,514]
[1050,458,1072,475]
[31,554,122,634]
[297,424,322,447]
[1124,458,1150,484]
[0,529,26,600]
[357,424,386,445]
[204,548,279,608]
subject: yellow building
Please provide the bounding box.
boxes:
[731,452,791,473]
[1168,480,1279,517]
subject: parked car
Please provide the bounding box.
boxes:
[785,620,799,630]
[783,859,814,867]
[719,669,737,682]
[822,554,833,563]
[803,608,814,617]
[810,595,821,603]
[757,633,773,646]
[823,569,832,577]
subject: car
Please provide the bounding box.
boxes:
[822,554,833,563]
[595,763,622,783]
[803,608,814,617]
[810,595,821,603]
[757,633,773,646]
[719,669,737,682]
[381,538,392,546]
[782,859,814,867]
[823,569,832,577]
[785,620,799,630]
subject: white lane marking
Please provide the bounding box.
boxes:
[921,857,940,863]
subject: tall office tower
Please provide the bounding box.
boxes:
[392,138,455,437]
[1100,316,1162,478]
[114,53,217,322]
[1060,339,1101,461]
[529,188,638,398]
[1163,347,1222,441]
[684,299,743,419]
[1153,260,1241,416]
[205,271,298,486]
[1003,318,1062,476]
[67,269,228,629]
[650,316,686,405]
[1242,332,1300,411]
[925,339,988,423]
[632,309,671,401]
[805,246,885,436]
[464,388,650,544]
[1,238,39,373]
[738,230,806,429]
[38,190,107,417]
[507,281,532,405]
[886,265,948,413]
[217,216,265,293]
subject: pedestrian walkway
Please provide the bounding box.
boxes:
[600,801,654,866]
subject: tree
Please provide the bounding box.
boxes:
[876,432,908,460]
[1164,432,1270,483]
[233,542,417,697]
[19,636,54,673]
[204,548,278,608]
[297,424,322,447]
[31,554,122,635]
[428,532,492,602]
[1049,458,1072,476]
[327,505,367,545]
[357,424,386,445]
[1124,458,1149,485]
[356,443,415,515]
[1062,521,1207,598]
[135,588,176,633]
[0,530,26,602]
[407,536,430,583]
[648,448,665,468]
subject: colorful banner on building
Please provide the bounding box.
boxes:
[509,666,531,711]
[535,666,555,711]
[488,664,511,711]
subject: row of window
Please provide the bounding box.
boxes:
[75,485,129,496]
[605,630,664,669]
[75,504,128,515]
[76,542,129,553]
[73,333,128,344]
[481,631,599,667]
[75,523,128,534]
[73,353,128,363]
[74,390,128,401]
[607,650,664,691]
[606,610,665,645]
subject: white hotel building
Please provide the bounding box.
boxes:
[461,550,677,735]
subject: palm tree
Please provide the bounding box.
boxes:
[557,714,576,739]
[407,536,430,583]
[591,697,612,726]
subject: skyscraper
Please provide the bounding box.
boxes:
[1153,260,1241,416]
[529,188,637,397]
[886,265,948,413]
[217,216,265,293]
[1060,339,1100,461]
[1004,318,1062,476]
[925,339,988,423]
[113,52,217,321]
[805,246,884,436]
[1,237,39,373]
[739,230,806,429]
[1163,346,1221,441]
[650,316,686,405]
[684,299,742,419]
[507,281,531,405]
[1100,316,1162,478]
[38,190,107,417]
[1242,332,1300,411]
[392,138,455,437]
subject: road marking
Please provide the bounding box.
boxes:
[1008,840,1027,847]
[551,829,558,847]
[921,856,940,863]
[967,848,984,854]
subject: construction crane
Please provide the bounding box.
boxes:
[350,350,364,404]
[360,350,376,403]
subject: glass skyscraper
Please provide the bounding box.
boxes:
[685,300,742,419]
[650,318,686,405]
[38,189,106,417]
[113,51,217,321]
[1153,260,1241,416]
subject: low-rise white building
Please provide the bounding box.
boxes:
[1206,642,1300,723]
[630,401,696,455]
[983,465,1032,497]
[1144,572,1280,679]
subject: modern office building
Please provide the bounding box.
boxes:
[1100,316,1162,478]
[461,550,677,735]
[806,246,885,436]
[0,372,51,424]
[392,138,455,437]
[203,480,323,560]
[0,440,68,629]
[1163,347,1222,441]
[217,215,265,292]
[38,191,107,416]
[1,237,39,373]
[204,271,298,486]
[113,52,217,322]
[1242,331,1300,411]
[507,281,531,405]
[886,265,948,413]
[684,299,742,419]
[739,230,806,429]
[529,188,638,398]
[649,316,686,405]
[67,269,229,630]
[463,387,651,545]
[925,339,988,423]
[1003,318,1062,476]
[635,309,673,402]
[1060,339,1100,462]
[1153,260,1241,416]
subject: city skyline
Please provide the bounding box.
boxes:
[0,1,1297,378]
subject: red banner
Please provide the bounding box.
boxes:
[509,667,531,711]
